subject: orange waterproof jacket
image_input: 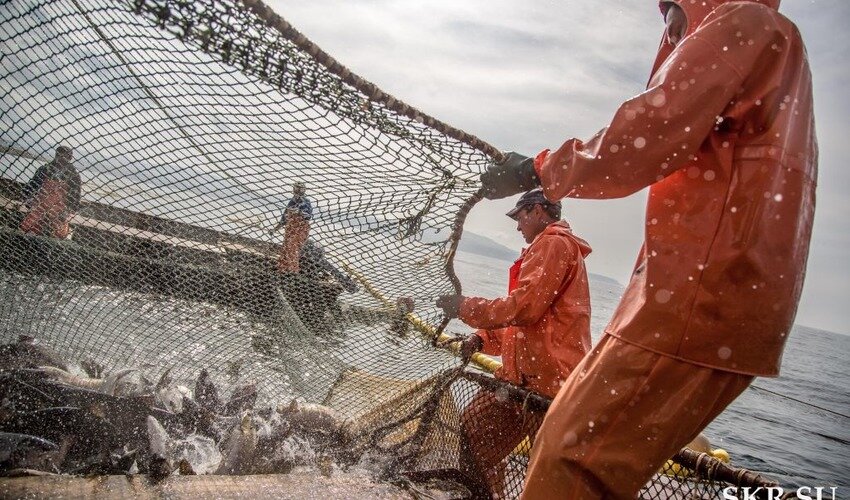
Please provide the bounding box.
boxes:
[534,0,816,376]
[459,221,593,397]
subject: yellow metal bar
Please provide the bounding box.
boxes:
[0,472,412,499]
[342,262,502,374]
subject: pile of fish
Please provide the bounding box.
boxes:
[0,335,355,479]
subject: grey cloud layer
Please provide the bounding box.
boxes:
[276,0,848,334]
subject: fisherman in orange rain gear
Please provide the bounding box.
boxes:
[480,0,816,497]
[269,181,313,274]
[20,145,81,239]
[436,188,592,497]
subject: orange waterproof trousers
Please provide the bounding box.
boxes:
[278,216,309,273]
[522,336,752,499]
[20,179,71,239]
[461,390,543,498]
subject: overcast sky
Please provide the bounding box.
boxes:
[272,0,850,335]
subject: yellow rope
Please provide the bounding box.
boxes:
[342,261,503,374]
[336,264,739,467]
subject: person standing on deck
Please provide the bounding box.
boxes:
[20,145,81,239]
[269,181,313,274]
[435,188,592,497]
[480,0,817,497]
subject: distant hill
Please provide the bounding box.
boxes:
[588,273,622,287]
[458,231,518,261]
[459,230,622,287]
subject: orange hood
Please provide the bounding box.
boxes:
[537,221,592,259]
[650,0,781,79]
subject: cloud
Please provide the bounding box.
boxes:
[230,1,850,332]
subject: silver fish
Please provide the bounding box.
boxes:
[146,416,173,480]
[222,381,257,416]
[103,369,153,397]
[279,400,346,434]
[36,366,102,391]
[154,367,189,413]
[214,412,257,475]
[277,400,350,448]
[37,366,152,398]
[194,369,220,413]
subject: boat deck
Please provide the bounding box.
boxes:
[0,179,342,323]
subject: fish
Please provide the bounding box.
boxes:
[157,384,191,414]
[178,396,219,441]
[177,458,195,475]
[36,366,152,398]
[222,381,258,416]
[79,358,105,379]
[155,366,174,394]
[0,432,59,473]
[0,468,58,477]
[0,336,68,372]
[154,367,190,413]
[101,369,152,397]
[194,369,220,413]
[112,446,139,474]
[35,366,102,390]
[214,412,257,475]
[277,400,350,450]
[1,338,370,478]
[248,411,300,475]
[146,416,173,480]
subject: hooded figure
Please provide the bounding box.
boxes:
[516,0,816,498]
[436,189,593,497]
[460,218,593,398]
[270,182,313,274]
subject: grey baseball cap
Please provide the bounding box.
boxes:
[506,188,561,219]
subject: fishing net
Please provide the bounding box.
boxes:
[0,0,784,497]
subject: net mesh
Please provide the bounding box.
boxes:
[0,0,782,498]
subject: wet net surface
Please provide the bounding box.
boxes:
[0,1,784,498]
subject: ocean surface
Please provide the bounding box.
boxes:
[453,250,850,489]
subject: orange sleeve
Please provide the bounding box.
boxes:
[459,235,574,330]
[538,3,786,200]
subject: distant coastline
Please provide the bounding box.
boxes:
[457,233,846,336]
[458,231,621,287]
[457,231,518,261]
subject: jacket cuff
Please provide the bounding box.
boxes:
[473,330,500,356]
[533,149,550,180]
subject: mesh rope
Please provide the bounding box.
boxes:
[0,0,784,498]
